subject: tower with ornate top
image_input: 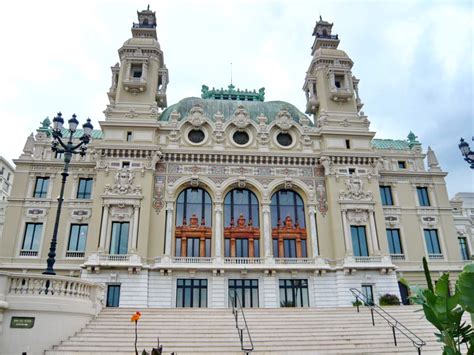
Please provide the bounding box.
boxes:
[106,6,169,118]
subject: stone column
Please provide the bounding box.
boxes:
[214,203,223,259]
[164,202,174,256]
[308,205,319,257]
[131,206,140,253]
[341,210,352,255]
[368,210,380,254]
[99,205,109,252]
[262,204,272,258]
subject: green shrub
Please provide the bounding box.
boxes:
[379,293,400,306]
[352,299,363,307]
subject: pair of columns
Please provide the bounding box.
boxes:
[341,209,380,255]
[98,204,140,253]
[164,202,320,258]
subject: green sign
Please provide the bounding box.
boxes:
[10,317,35,329]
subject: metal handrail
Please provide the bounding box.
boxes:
[229,293,254,354]
[349,288,426,354]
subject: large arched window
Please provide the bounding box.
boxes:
[224,189,260,258]
[271,190,307,258]
[175,188,212,257]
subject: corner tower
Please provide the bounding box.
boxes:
[106,6,169,119]
[303,17,363,121]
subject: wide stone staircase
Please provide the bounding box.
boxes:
[46,306,449,354]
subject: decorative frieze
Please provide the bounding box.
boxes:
[104,169,142,195]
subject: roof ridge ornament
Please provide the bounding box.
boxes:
[201,84,265,102]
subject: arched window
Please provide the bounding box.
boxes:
[224,189,260,258]
[175,188,212,257]
[271,190,307,258]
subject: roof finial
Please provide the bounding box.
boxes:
[230,62,233,85]
[147,4,150,11]
[319,15,322,21]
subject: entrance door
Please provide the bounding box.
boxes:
[398,281,410,305]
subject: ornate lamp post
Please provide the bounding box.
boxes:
[43,112,94,275]
[458,138,474,169]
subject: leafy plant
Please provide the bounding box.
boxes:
[409,258,474,354]
[352,299,363,307]
[379,293,400,306]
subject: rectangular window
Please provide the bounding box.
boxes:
[380,186,393,206]
[236,239,249,257]
[279,279,309,307]
[398,161,406,169]
[176,279,207,308]
[351,226,369,257]
[417,187,430,206]
[54,151,64,160]
[345,139,351,149]
[386,229,403,255]
[122,161,130,168]
[273,239,279,257]
[224,238,231,257]
[458,237,470,260]
[76,178,93,199]
[186,238,200,257]
[131,63,142,78]
[126,131,132,142]
[110,222,129,254]
[21,223,43,252]
[33,177,49,198]
[229,279,259,308]
[348,168,356,175]
[67,224,88,252]
[334,74,344,89]
[106,285,120,307]
[424,229,441,255]
[362,284,374,305]
[253,239,260,257]
[283,239,297,258]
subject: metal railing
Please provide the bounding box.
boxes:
[349,288,425,354]
[230,293,254,354]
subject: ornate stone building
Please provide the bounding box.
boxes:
[0,156,14,241]
[0,9,470,308]
[450,192,473,262]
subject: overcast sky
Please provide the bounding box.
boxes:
[0,0,472,197]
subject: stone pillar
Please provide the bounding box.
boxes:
[368,210,380,254]
[99,205,109,252]
[131,206,140,253]
[341,210,352,255]
[164,202,174,256]
[262,204,272,257]
[214,203,223,259]
[308,205,319,257]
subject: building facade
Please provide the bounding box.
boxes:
[450,192,474,262]
[0,8,470,308]
[0,156,15,241]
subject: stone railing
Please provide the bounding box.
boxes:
[7,273,97,299]
[390,254,406,261]
[428,253,444,260]
[354,256,383,263]
[275,257,316,265]
[172,256,213,264]
[83,253,143,271]
[340,255,395,272]
[224,257,263,265]
[0,272,104,355]
[66,251,85,258]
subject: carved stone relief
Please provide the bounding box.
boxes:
[104,169,142,195]
[347,209,369,224]
[316,182,328,216]
[339,175,373,201]
[152,175,165,213]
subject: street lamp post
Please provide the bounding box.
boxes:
[458,138,474,169]
[43,112,93,275]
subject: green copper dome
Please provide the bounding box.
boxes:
[160,97,311,125]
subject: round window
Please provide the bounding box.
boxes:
[233,131,250,145]
[188,129,205,144]
[277,132,293,147]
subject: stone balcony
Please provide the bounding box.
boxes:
[339,255,396,274]
[122,77,147,93]
[83,253,143,273]
[329,87,353,102]
[152,256,332,272]
[305,95,320,114]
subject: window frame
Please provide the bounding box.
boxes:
[67,224,88,252]
[33,177,49,198]
[109,222,130,255]
[424,229,442,255]
[228,279,259,308]
[386,228,403,255]
[176,279,208,308]
[458,237,470,260]
[351,225,369,257]
[379,185,393,206]
[106,284,121,307]
[76,178,93,199]
[417,187,431,207]
[21,222,43,251]
[279,279,309,307]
